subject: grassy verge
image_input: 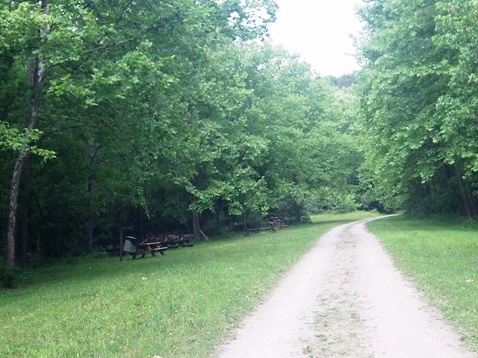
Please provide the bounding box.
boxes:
[0,211,375,358]
[367,215,478,352]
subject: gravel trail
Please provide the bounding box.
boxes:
[214,217,476,358]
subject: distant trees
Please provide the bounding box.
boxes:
[356,0,478,217]
[0,1,360,267]
[326,74,357,88]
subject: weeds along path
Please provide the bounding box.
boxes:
[214,217,477,358]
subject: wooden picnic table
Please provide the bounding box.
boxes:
[130,242,168,260]
[107,233,193,260]
[153,234,195,248]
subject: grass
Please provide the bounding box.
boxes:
[0,211,375,358]
[367,215,478,352]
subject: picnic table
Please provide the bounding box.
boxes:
[150,234,195,248]
[121,236,168,260]
[129,241,168,260]
[243,216,286,235]
[107,234,193,260]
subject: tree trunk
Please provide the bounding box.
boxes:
[85,138,100,252]
[20,156,32,269]
[138,207,145,240]
[463,181,478,218]
[243,210,248,232]
[85,178,94,252]
[6,155,25,267]
[455,161,478,218]
[5,1,49,267]
[192,211,201,240]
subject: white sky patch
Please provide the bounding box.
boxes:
[268,0,363,77]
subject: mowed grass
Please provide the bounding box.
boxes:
[0,211,375,358]
[367,215,478,352]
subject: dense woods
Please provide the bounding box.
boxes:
[1,0,477,269]
[357,0,478,217]
[0,0,358,268]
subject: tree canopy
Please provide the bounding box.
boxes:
[0,0,360,268]
[3,0,477,269]
[356,0,478,217]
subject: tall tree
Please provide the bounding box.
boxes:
[356,0,478,215]
[1,0,52,267]
[0,0,278,265]
[359,1,439,177]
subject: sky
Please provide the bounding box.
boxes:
[268,0,364,77]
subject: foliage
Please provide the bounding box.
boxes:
[356,0,478,216]
[0,122,55,159]
[0,0,362,266]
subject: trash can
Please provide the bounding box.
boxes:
[123,236,137,253]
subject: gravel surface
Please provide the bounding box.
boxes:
[214,217,477,358]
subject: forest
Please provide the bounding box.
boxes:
[1,0,477,269]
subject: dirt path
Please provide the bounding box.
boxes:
[214,217,477,358]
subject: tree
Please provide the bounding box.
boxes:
[433,0,478,217]
[1,0,366,267]
[1,0,52,267]
[356,0,478,216]
[0,0,279,266]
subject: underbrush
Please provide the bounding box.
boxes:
[367,215,478,352]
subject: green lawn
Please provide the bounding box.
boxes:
[0,211,374,358]
[367,215,478,352]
